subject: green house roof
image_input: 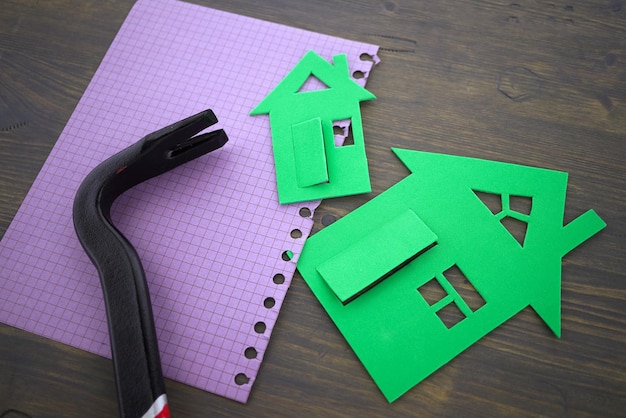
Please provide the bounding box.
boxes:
[250,50,375,115]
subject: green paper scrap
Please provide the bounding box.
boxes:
[251,50,376,204]
[317,208,437,304]
[297,148,606,402]
[292,117,329,187]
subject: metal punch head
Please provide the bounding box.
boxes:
[73,109,228,418]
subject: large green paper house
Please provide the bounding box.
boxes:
[297,148,606,402]
[251,51,376,204]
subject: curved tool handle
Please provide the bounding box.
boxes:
[73,109,228,418]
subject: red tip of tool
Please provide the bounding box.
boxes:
[143,394,169,418]
[155,403,170,418]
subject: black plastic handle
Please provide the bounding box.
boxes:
[73,109,228,418]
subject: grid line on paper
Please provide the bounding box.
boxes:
[0,0,379,404]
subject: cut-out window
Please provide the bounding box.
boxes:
[297,73,330,93]
[418,278,448,306]
[437,301,465,329]
[500,216,528,247]
[443,265,485,312]
[474,191,502,215]
[509,195,532,215]
[473,190,533,247]
[333,119,355,147]
[417,264,485,329]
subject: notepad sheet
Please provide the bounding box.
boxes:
[0,0,378,403]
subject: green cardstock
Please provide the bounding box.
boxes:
[297,148,606,402]
[317,208,437,304]
[250,50,376,204]
[292,117,329,188]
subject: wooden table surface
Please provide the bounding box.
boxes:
[1,1,625,416]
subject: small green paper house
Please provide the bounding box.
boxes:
[250,50,376,204]
[297,148,606,402]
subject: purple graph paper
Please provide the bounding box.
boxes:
[0,0,378,403]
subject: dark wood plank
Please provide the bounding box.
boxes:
[1,0,625,416]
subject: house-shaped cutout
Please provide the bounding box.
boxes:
[297,148,606,402]
[251,50,376,204]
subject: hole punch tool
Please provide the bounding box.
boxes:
[73,109,228,418]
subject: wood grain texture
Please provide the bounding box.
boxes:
[1,0,624,416]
